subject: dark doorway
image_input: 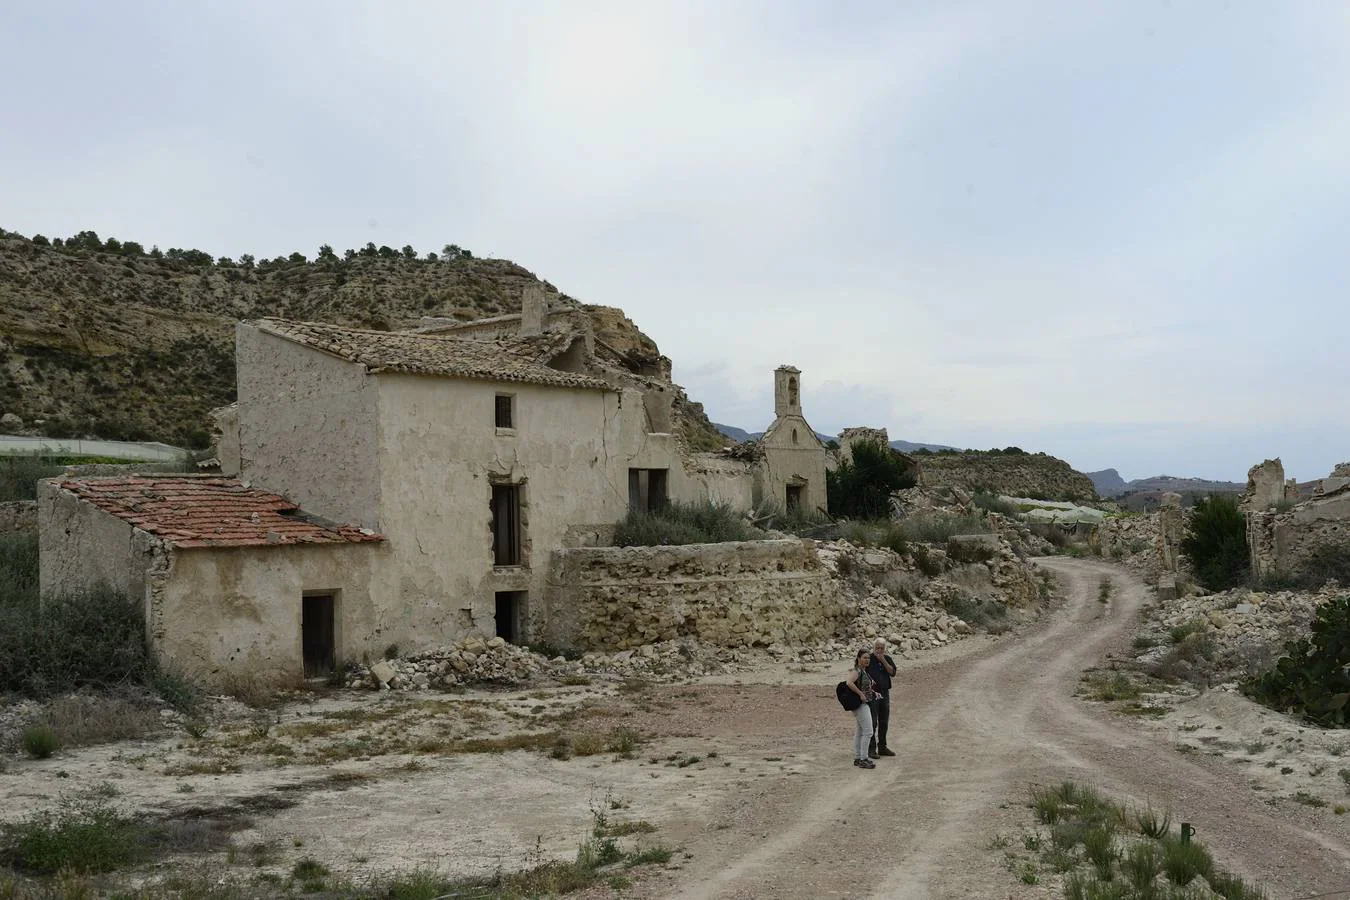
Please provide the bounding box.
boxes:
[302,593,336,678]
[628,468,668,512]
[495,591,526,644]
[492,484,521,566]
[786,484,804,511]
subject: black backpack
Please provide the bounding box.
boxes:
[836,681,862,711]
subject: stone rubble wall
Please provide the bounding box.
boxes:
[545,539,848,651]
[1248,492,1350,580]
[0,501,36,534]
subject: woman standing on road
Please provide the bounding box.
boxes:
[846,649,877,769]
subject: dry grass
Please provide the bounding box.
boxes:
[42,693,163,749]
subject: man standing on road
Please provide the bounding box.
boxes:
[867,638,897,758]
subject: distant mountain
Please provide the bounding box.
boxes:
[1123,475,1245,495]
[1086,469,1129,497]
[712,423,956,454]
[713,423,757,443]
[1088,469,1245,498]
[890,439,959,453]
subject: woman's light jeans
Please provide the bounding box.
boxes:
[853,703,873,760]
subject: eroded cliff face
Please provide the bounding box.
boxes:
[917,451,1098,503]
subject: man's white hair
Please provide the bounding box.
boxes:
[872,637,886,647]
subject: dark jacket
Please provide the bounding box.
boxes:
[867,654,896,697]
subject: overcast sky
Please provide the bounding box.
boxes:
[2,1,1346,482]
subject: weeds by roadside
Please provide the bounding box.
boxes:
[1005,781,1267,899]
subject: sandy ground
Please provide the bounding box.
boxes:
[3,558,1349,898]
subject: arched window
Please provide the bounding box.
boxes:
[788,377,798,407]
[792,428,799,444]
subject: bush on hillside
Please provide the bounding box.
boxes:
[900,513,991,544]
[613,501,763,547]
[972,490,1021,517]
[1244,596,1350,727]
[1180,494,1249,591]
[827,440,917,520]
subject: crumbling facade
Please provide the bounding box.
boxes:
[1247,461,1350,581]
[40,289,829,683]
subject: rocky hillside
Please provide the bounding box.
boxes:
[0,230,726,451]
[915,450,1098,503]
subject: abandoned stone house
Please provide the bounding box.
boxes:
[39,288,828,685]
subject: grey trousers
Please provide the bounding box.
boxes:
[853,704,873,760]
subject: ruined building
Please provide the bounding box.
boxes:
[39,288,828,684]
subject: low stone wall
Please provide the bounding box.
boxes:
[1248,489,1350,580]
[545,539,847,651]
[0,501,36,533]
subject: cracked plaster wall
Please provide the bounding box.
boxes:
[235,325,380,531]
[157,543,386,685]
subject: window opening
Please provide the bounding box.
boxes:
[786,484,805,511]
[628,468,668,512]
[788,376,798,407]
[491,484,522,565]
[495,394,514,429]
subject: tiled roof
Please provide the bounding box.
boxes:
[52,476,383,549]
[255,319,610,390]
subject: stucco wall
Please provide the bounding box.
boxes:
[544,539,845,651]
[756,415,828,513]
[235,325,381,530]
[38,481,159,603]
[154,543,386,684]
[374,375,629,646]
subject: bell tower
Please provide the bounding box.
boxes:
[774,366,801,418]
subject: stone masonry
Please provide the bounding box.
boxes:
[545,539,847,651]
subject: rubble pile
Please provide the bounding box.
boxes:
[347,524,1053,694]
[1133,583,1347,684]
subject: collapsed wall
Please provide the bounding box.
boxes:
[545,539,848,651]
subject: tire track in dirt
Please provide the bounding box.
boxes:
[662,559,1350,900]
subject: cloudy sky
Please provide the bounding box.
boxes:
[3,1,1346,481]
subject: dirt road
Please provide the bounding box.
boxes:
[635,558,1350,899]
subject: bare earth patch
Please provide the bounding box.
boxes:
[2,559,1349,897]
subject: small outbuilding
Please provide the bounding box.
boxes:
[39,475,386,683]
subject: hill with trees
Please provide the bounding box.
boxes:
[0,229,725,451]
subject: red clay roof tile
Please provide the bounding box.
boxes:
[52,476,383,550]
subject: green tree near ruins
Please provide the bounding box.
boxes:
[1180,494,1249,590]
[827,440,917,520]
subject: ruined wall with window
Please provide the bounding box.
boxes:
[544,539,847,651]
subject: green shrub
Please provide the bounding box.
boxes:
[3,794,146,874]
[901,513,991,544]
[613,501,762,546]
[21,725,60,759]
[1181,494,1249,590]
[0,584,151,695]
[1159,834,1213,885]
[1244,596,1350,726]
[826,440,916,519]
[0,532,38,602]
[972,491,1021,516]
[0,454,65,502]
